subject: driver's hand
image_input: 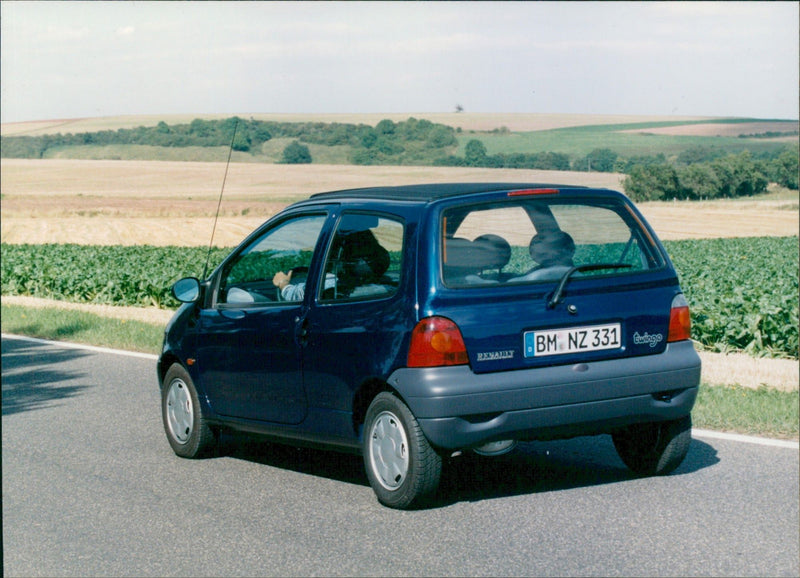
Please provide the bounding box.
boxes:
[273,270,292,290]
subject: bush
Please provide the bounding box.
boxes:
[573,148,618,172]
[769,148,799,189]
[622,164,680,201]
[464,140,488,166]
[624,152,773,201]
[281,141,312,164]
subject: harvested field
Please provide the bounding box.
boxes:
[2,159,797,245]
[636,199,799,240]
[0,159,625,202]
[1,158,626,246]
[622,121,798,138]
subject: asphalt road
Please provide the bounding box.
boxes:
[2,335,798,577]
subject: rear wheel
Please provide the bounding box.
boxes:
[363,392,442,509]
[612,415,692,476]
[162,364,217,458]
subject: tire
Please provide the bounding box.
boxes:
[612,414,692,476]
[162,364,217,458]
[363,392,442,509]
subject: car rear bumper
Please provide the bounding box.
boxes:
[387,340,701,450]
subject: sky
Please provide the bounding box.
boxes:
[1,1,798,124]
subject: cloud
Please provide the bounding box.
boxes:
[41,24,89,42]
[1,1,797,122]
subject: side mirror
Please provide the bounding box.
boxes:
[172,277,201,303]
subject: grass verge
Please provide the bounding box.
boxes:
[2,303,798,440]
[692,384,798,440]
[1,303,163,354]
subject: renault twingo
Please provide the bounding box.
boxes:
[159,183,701,509]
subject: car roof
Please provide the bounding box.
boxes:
[308,182,592,203]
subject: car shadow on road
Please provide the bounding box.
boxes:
[1,337,91,415]
[221,433,368,487]
[216,431,720,508]
[435,436,719,507]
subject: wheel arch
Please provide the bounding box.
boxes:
[352,377,401,436]
[157,352,182,388]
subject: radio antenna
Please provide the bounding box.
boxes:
[202,118,239,280]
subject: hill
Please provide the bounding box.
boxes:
[0,112,720,136]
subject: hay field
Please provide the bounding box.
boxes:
[1,158,626,246]
[622,121,798,139]
[2,158,797,246]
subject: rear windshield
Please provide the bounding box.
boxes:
[441,197,665,287]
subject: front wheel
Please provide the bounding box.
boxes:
[363,392,442,509]
[162,364,217,458]
[612,415,692,476]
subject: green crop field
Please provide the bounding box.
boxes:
[2,236,797,359]
[464,122,794,159]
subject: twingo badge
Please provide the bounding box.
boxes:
[633,331,664,347]
[477,350,515,362]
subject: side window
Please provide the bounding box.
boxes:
[218,214,326,305]
[319,213,403,302]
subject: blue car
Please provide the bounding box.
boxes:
[158,183,701,508]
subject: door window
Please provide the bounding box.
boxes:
[319,213,404,301]
[218,214,327,305]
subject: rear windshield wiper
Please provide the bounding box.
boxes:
[547,263,633,309]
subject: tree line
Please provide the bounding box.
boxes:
[0,116,458,166]
[440,139,798,200]
[623,149,798,201]
[2,117,796,197]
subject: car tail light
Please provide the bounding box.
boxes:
[668,294,692,342]
[407,317,469,367]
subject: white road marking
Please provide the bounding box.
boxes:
[692,428,798,450]
[2,333,159,360]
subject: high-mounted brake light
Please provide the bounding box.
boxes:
[507,188,560,197]
[407,317,469,367]
[668,294,692,342]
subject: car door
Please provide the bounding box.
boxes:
[195,211,331,424]
[301,212,409,416]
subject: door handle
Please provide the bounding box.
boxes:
[295,317,310,346]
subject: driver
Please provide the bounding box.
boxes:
[272,269,335,301]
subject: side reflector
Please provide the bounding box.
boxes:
[668,294,692,342]
[407,317,469,367]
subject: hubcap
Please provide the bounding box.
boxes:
[165,378,193,444]
[369,410,409,490]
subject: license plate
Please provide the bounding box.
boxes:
[525,323,621,357]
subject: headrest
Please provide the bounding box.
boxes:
[473,234,511,270]
[445,235,510,273]
[338,229,390,280]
